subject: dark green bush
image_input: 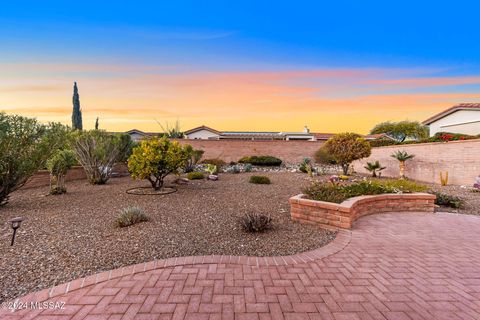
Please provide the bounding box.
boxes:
[238,155,282,166]
[369,139,400,147]
[430,191,463,208]
[115,206,149,227]
[187,171,204,180]
[240,213,273,232]
[303,181,347,203]
[249,175,271,184]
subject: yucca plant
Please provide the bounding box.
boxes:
[364,161,386,177]
[391,150,415,179]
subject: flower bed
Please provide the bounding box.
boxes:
[290,192,436,229]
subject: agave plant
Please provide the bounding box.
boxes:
[391,150,415,179]
[364,160,386,177]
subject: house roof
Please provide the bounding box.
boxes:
[124,129,160,136]
[184,125,222,135]
[422,103,480,125]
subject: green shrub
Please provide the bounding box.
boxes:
[115,206,149,227]
[314,146,337,164]
[46,149,77,194]
[201,158,226,168]
[238,155,282,166]
[430,191,463,208]
[369,139,400,147]
[303,181,347,203]
[303,179,427,203]
[240,213,273,232]
[324,133,371,175]
[128,137,192,190]
[0,113,69,206]
[187,171,204,180]
[244,163,253,172]
[249,175,271,184]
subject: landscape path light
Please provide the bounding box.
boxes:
[9,217,24,246]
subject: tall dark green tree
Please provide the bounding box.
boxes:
[72,82,83,130]
[95,117,99,130]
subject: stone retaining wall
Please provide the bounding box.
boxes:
[289,193,436,229]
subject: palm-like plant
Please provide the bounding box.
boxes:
[364,160,386,177]
[391,150,415,179]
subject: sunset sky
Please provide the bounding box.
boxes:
[1,1,479,134]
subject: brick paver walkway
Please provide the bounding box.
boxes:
[2,212,480,320]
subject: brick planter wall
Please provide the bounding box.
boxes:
[289,193,436,229]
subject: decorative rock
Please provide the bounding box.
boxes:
[474,175,480,189]
[208,175,219,181]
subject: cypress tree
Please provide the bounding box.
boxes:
[95,117,99,130]
[72,82,83,130]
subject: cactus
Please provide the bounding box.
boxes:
[440,171,449,186]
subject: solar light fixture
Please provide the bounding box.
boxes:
[9,217,24,246]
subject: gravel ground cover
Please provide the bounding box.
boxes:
[428,184,480,215]
[0,172,335,302]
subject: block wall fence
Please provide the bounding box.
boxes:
[175,139,325,163]
[354,139,480,186]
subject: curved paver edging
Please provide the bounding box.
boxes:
[5,230,351,309]
[290,192,436,229]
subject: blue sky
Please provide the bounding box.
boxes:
[0,1,479,132]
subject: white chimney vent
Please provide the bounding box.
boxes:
[303,125,310,133]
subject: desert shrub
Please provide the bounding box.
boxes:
[240,213,273,232]
[115,206,149,227]
[201,158,226,168]
[369,139,400,147]
[430,191,463,208]
[249,175,271,184]
[238,156,282,166]
[303,181,347,203]
[429,132,476,142]
[0,113,69,206]
[71,130,127,185]
[314,146,337,164]
[184,148,204,173]
[299,157,311,173]
[46,149,76,194]
[244,163,253,172]
[225,165,241,174]
[128,137,192,190]
[205,164,218,175]
[324,133,371,175]
[187,171,204,180]
[303,179,427,203]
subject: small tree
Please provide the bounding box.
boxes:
[364,160,386,177]
[71,130,125,184]
[72,82,83,130]
[46,149,76,194]
[0,113,69,206]
[184,148,204,173]
[128,137,192,190]
[370,121,428,142]
[391,150,415,179]
[324,133,371,175]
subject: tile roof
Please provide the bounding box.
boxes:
[184,125,222,135]
[422,103,480,125]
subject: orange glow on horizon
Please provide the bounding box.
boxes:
[1,63,479,134]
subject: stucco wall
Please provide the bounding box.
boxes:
[354,139,480,185]
[428,110,480,136]
[175,139,324,163]
[185,129,220,140]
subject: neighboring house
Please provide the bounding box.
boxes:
[183,126,222,140]
[184,125,317,140]
[422,103,480,137]
[124,129,160,142]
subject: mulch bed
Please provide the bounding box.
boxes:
[0,172,335,302]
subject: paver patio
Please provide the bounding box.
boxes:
[2,212,480,320]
